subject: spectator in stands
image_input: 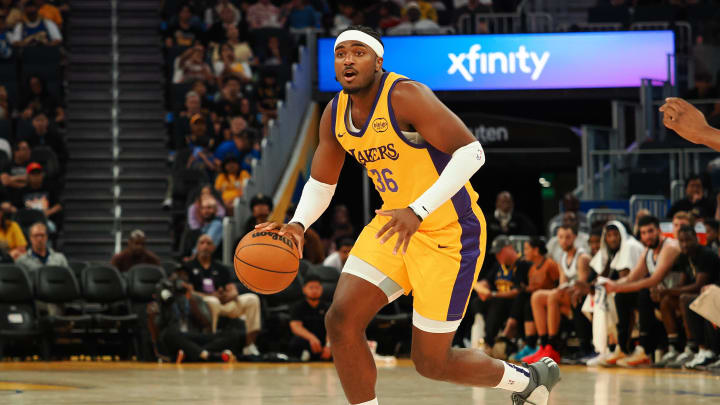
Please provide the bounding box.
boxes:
[188,184,226,227]
[672,211,691,238]
[181,234,262,354]
[289,274,331,361]
[184,117,217,172]
[376,2,401,31]
[20,75,64,123]
[173,43,214,84]
[547,193,589,237]
[668,174,715,219]
[283,0,321,29]
[13,162,61,231]
[194,196,224,248]
[326,204,354,244]
[387,1,441,35]
[331,1,354,35]
[487,191,537,242]
[247,0,284,29]
[164,4,205,48]
[684,72,718,118]
[322,236,353,272]
[35,0,62,28]
[1,140,30,191]
[453,0,491,34]
[0,204,26,259]
[583,221,645,366]
[239,96,260,130]
[214,43,252,85]
[526,225,592,363]
[205,0,241,28]
[654,225,718,368]
[215,156,249,214]
[243,193,272,234]
[147,273,239,363]
[213,77,244,121]
[475,236,530,358]
[181,91,204,120]
[206,3,240,44]
[285,203,325,264]
[23,110,68,173]
[401,0,437,22]
[0,0,23,28]
[214,117,253,161]
[255,70,281,124]
[546,212,589,263]
[11,1,61,47]
[111,229,161,272]
[16,222,67,273]
[704,219,719,252]
[190,80,212,111]
[604,216,682,367]
[215,24,254,66]
[0,19,14,64]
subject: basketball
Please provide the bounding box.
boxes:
[234,229,300,294]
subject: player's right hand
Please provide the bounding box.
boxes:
[659,97,710,144]
[255,222,305,258]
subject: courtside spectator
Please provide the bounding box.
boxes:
[475,236,530,358]
[1,141,30,190]
[16,222,68,273]
[35,0,62,28]
[181,234,262,354]
[111,229,161,272]
[547,193,589,236]
[453,0,492,34]
[23,110,68,174]
[387,1,441,35]
[605,216,682,368]
[20,75,64,122]
[11,1,61,47]
[322,236,353,272]
[173,43,215,84]
[243,193,272,234]
[655,225,718,368]
[704,219,719,252]
[0,0,23,27]
[487,191,537,241]
[164,4,205,48]
[0,205,26,259]
[668,174,715,219]
[289,274,331,361]
[13,162,62,231]
[214,156,249,214]
[247,0,284,29]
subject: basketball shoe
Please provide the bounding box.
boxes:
[602,346,626,366]
[654,346,679,368]
[684,349,716,370]
[511,357,561,405]
[617,346,651,368]
[522,345,561,364]
[512,345,539,362]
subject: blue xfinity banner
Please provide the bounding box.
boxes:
[317,31,675,92]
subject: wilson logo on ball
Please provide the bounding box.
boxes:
[252,231,294,249]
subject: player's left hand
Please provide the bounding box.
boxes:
[374,208,420,255]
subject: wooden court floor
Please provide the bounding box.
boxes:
[1,360,719,404]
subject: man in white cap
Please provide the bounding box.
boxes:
[258,25,559,405]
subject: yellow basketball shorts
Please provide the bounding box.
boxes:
[345,206,486,332]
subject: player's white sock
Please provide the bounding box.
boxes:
[494,361,530,392]
[353,398,378,405]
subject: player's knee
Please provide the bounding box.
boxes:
[411,352,447,381]
[659,294,674,311]
[325,303,351,337]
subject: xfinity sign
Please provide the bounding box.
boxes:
[317,31,674,91]
[448,45,550,82]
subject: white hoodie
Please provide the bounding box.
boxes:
[589,220,644,277]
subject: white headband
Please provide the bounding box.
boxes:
[334,30,384,58]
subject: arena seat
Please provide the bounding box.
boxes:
[0,264,46,359]
[127,264,166,303]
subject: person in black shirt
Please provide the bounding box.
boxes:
[656,225,719,368]
[1,141,31,191]
[487,191,537,243]
[12,162,62,231]
[667,174,716,220]
[289,274,331,361]
[704,219,719,253]
[179,234,262,354]
[164,5,206,48]
[474,236,529,357]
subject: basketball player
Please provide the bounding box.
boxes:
[525,225,591,363]
[604,215,681,367]
[660,97,720,150]
[258,25,559,405]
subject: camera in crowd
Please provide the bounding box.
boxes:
[155,278,187,303]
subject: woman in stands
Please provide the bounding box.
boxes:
[0,204,26,259]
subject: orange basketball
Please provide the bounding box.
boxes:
[234,229,300,294]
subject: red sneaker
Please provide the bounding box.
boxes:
[543,345,561,363]
[522,345,549,364]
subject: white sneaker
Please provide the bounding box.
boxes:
[654,346,679,368]
[242,343,260,356]
[667,346,695,369]
[617,346,650,368]
[684,349,716,369]
[586,349,611,366]
[300,350,311,362]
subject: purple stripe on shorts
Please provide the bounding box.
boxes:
[426,145,482,321]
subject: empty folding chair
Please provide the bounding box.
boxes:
[0,264,46,359]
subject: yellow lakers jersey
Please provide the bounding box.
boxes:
[331,71,482,231]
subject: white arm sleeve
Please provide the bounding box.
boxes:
[409,141,485,219]
[289,176,337,230]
